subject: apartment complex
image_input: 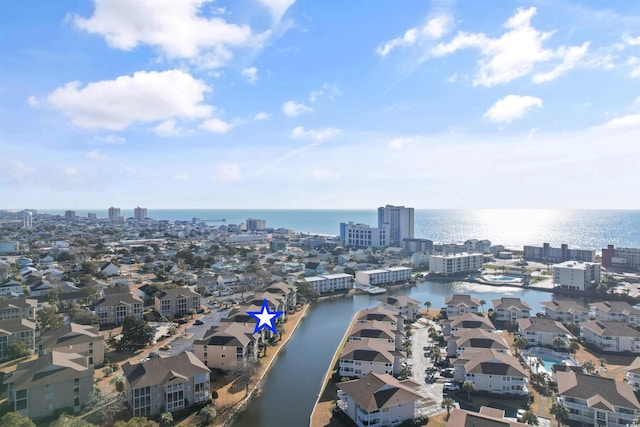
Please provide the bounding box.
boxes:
[553,261,601,291]
[377,205,414,245]
[355,267,412,286]
[429,253,483,276]
[134,207,148,221]
[245,218,266,231]
[340,222,389,248]
[602,245,640,269]
[523,243,595,263]
[305,273,353,293]
[108,207,122,222]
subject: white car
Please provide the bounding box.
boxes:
[443,382,459,391]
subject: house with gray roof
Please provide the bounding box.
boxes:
[491,297,531,323]
[4,351,94,420]
[541,299,591,323]
[447,406,529,427]
[453,349,529,395]
[379,295,420,321]
[38,323,105,367]
[446,328,510,358]
[0,297,37,320]
[122,352,210,417]
[441,312,495,337]
[581,320,640,353]
[154,287,201,318]
[337,372,423,427]
[193,322,261,370]
[445,294,481,317]
[339,338,405,378]
[517,317,572,348]
[590,301,640,326]
[0,318,36,361]
[557,371,640,427]
[93,286,143,325]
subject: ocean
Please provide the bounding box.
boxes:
[39,209,640,251]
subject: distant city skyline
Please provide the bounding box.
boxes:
[1,1,639,209]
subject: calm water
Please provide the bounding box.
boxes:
[231,281,552,427]
[39,209,640,251]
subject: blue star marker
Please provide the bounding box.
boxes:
[247,299,283,334]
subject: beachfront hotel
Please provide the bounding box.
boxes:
[377,204,414,246]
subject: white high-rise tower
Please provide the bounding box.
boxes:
[377,205,414,246]
[23,211,33,229]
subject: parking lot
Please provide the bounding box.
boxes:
[409,319,447,417]
[159,307,229,356]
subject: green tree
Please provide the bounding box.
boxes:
[81,261,98,275]
[568,341,580,355]
[51,414,95,427]
[198,405,217,426]
[479,299,486,313]
[37,305,63,330]
[295,281,319,303]
[119,316,155,351]
[520,409,539,426]
[159,412,173,427]
[114,418,159,427]
[552,336,566,351]
[514,335,528,356]
[7,341,28,360]
[0,412,35,427]
[550,401,569,427]
[430,346,442,365]
[424,301,432,311]
[462,381,475,401]
[276,322,286,341]
[441,397,455,418]
[582,360,596,375]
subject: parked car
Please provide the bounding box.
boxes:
[194,319,204,325]
[443,382,459,391]
[441,368,454,378]
[160,345,171,351]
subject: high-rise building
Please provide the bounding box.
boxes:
[341,222,389,248]
[134,207,148,221]
[377,205,414,246]
[246,218,266,231]
[64,210,76,219]
[22,211,32,229]
[108,207,121,222]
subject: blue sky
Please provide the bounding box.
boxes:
[1,0,639,209]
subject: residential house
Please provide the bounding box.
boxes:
[444,294,481,318]
[540,300,591,323]
[193,322,261,370]
[491,297,532,323]
[28,279,55,297]
[626,357,640,391]
[336,372,423,427]
[154,288,202,318]
[99,261,120,277]
[581,320,640,353]
[339,338,405,378]
[4,351,94,420]
[38,323,105,367]
[441,313,495,337]
[557,371,640,427]
[0,279,23,297]
[516,317,572,348]
[348,320,404,351]
[379,295,420,321]
[447,407,529,427]
[453,349,529,395]
[356,307,403,332]
[446,328,510,358]
[239,272,259,288]
[265,282,297,310]
[122,352,210,417]
[217,273,239,289]
[0,298,36,320]
[0,318,36,361]
[590,301,640,326]
[39,255,55,269]
[304,261,325,276]
[93,286,143,325]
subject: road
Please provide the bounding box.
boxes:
[160,306,229,356]
[409,319,447,417]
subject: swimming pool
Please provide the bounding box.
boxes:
[523,347,577,375]
[482,275,522,284]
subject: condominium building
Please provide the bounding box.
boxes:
[523,243,595,263]
[134,207,147,221]
[64,210,76,219]
[355,267,412,286]
[305,273,353,294]
[377,205,414,246]
[340,222,389,248]
[23,211,32,229]
[429,253,483,276]
[108,207,122,222]
[553,261,601,292]
[246,218,266,231]
[402,238,433,253]
[602,245,640,269]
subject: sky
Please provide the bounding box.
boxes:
[1,0,639,210]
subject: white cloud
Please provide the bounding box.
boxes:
[484,95,542,123]
[94,134,126,144]
[254,112,270,121]
[154,119,183,137]
[309,83,341,102]
[388,137,416,150]
[282,100,312,117]
[377,15,451,57]
[86,150,107,160]
[46,70,212,130]
[631,67,640,78]
[256,0,296,23]
[200,117,233,133]
[291,126,341,141]
[242,66,258,83]
[623,34,640,46]
[214,163,243,182]
[73,0,266,67]
[432,7,587,86]
[26,95,40,108]
[173,172,190,181]
[596,114,640,130]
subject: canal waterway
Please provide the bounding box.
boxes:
[231,280,553,427]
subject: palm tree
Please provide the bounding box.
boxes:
[462,381,475,401]
[441,397,455,418]
[514,335,528,356]
[430,346,442,365]
[424,301,432,312]
[550,401,569,427]
[582,360,596,375]
[479,299,486,313]
[552,336,566,351]
[276,323,286,341]
[520,410,539,426]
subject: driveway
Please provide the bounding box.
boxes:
[160,308,229,356]
[409,319,446,417]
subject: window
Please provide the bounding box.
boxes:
[133,387,151,417]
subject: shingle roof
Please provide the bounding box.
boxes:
[492,297,531,311]
[39,323,102,349]
[581,320,640,338]
[337,372,422,412]
[557,371,640,410]
[517,317,571,335]
[445,294,481,307]
[122,351,209,389]
[4,351,92,390]
[456,349,527,377]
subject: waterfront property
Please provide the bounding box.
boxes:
[557,371,640,427]
[4,351,94,420]
[523,243,596,263]
[553,260,600,292]
[355,267,412,286]
[516,317,572,348]
[348,320,404,350]
[339,338,404,378]
[429,252,483,276]
[589,301,640,325]
[193,322,261,370]
[601,245,640,269]
[491,297,532,323]
[447,407,530,427]
[444,294,481,318]
[580,320,640,353]
[305,273,353,294]
[340,222,389,248]
[336,372,422,427]
[540,299,591,323]
[379,295,420,321]
[441,312,495,337]
[122,352,210,417]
